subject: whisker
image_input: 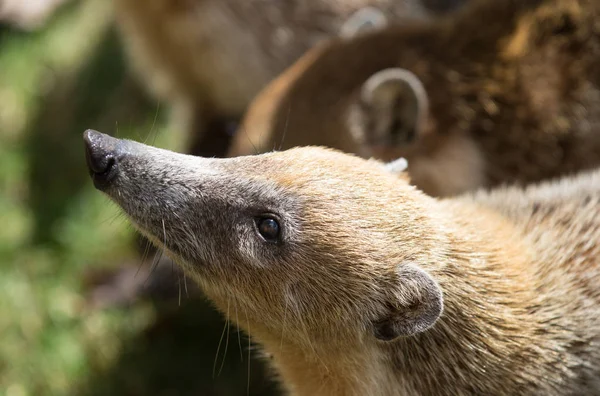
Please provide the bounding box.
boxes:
[234,299,243,361]
[107,214,126,227]
[213,316,229,378]
[99,209,125,226]
[162,218,168,246]
[143,249,163,287]
[245,305,252,396]
[240,123,259,155]
[280,294,289,353]
[136,239,153,278]
[277,103,292,152]
[184,274,189,298]
[218,299,231,376]
[145,101,161,145]
[298,306,329,374]
[144,218,168,285]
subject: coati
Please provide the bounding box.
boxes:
[84,129,600,395]
[97,0,467,304]
[113,0,467,157]
[232,0,600,197]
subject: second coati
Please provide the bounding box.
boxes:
[232,0,600,197]
[114,0,468,157]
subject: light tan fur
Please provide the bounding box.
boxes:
[85,130,600,395]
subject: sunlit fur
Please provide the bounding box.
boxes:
[94,134,600,395]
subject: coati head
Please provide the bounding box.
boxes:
[83,129,443,351]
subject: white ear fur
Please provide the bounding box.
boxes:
[361,68,427,106]
[361,68,429,144]
[373,264,443,341]
[339,6,388,38]
[384,157,409,175]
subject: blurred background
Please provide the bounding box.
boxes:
[0,0,278,394]
[3,0,596,393]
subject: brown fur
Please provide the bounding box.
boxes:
[113,0,467,156]
[85,130,600,395]
[233,0,600,197]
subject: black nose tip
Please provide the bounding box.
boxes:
[83,129,119,188]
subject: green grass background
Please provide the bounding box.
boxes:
[0,1,278,394]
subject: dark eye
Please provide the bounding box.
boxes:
[256,217,280,242]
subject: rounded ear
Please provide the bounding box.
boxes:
[373,264,443,341]
[339,6,388,38]
[360,68,429,147]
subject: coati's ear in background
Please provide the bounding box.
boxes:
[360,68,429,147]
[373,264,443,341]
[339,6,388,38]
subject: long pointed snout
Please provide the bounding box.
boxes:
[82,129,228,218]
[81,128,254,267]
[83,129,125,190]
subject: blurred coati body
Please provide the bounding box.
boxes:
[0,0,68,30]
[113,0,467,157]
[233,0,600,197]
[84,130,600,396]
